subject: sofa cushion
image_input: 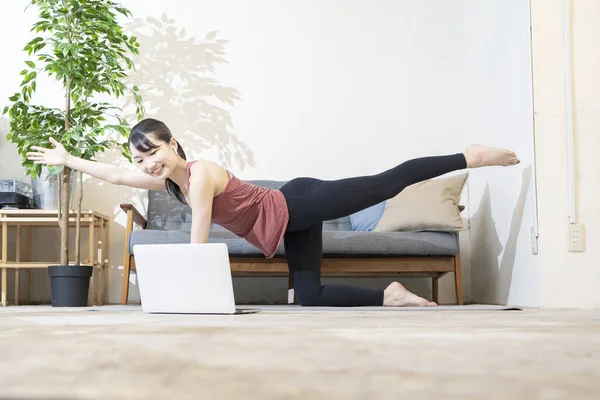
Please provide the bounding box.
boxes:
[129,229,459,257]
[374,172,468,232]
[147,190,192,231]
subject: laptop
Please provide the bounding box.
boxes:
[133,243,259,314]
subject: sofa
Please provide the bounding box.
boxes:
[120,179,465,306]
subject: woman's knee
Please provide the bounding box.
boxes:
[294,286,322,306]
[288,269,323,306]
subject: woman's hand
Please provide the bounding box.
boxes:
[27,137,71,167]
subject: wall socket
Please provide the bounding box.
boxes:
[568,223,586,252]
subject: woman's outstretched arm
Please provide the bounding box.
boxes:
[27,137,166,191]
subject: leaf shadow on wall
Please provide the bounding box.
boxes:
[81,15,256,302]
[123,13,256,169]
[470,166,532,305]
[86,13,259,221]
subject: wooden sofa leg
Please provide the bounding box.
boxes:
[121,255,131,305]
[454,252,463,305]
[432,278,439,304]
[121,209,134,305]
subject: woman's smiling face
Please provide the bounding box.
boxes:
[130,133,177,179]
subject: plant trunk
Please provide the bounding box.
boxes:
[60,166,70,266]
[75,171,83,266]
[60,75,72,266]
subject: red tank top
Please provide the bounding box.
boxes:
[185,161,289,258]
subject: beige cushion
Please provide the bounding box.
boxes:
[373,173,468,232]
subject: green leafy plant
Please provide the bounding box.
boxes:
[3,0,144,266]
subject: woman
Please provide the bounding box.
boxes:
[27,118,520,307]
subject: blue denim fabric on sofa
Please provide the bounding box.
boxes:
[350,201,386,232]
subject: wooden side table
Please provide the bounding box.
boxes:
[0,209,110,306]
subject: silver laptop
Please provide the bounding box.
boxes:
[133,243,258,314]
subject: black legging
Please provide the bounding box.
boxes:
[279,153,467,306]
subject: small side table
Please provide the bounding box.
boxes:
[0,209,110,306]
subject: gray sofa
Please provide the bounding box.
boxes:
[120,180,463,305]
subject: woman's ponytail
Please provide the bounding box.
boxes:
[165,140,187,204]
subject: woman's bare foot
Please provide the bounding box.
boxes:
[463,145,520,168]
[383,281,437,307]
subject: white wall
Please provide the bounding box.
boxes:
[462,1,542,307]
[532,0,600,309]
[1,0,538,306]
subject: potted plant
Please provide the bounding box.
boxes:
[3,0,144,306]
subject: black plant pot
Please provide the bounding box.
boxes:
[48,265,93,307]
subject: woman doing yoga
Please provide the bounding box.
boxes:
[27,118,520,307]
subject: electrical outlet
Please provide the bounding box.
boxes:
[568,223,585,252]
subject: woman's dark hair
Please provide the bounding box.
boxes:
[129,118,188,204]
